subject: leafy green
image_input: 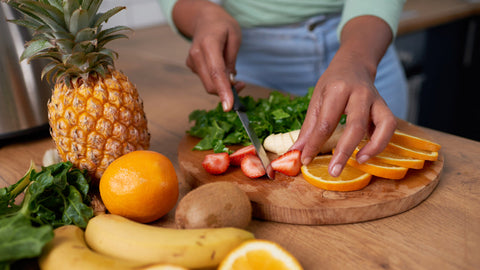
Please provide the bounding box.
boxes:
[188,88,314,151]
[0,161,94,268]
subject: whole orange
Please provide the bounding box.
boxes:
[99,150,179,223]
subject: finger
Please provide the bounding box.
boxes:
[224,27,242,76]
[328,96,370,177]
[355,102,397,162]
[186,46,217,95]
[233,81,246,92]
[201,38,234,111]
[297,85,348,165]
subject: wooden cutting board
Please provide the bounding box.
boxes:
[177,120,444,225]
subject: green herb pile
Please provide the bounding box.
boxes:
[188,88,314,152]
[0,161,94,269]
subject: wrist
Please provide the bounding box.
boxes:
[173,0,225,38]
[339,15,393,79]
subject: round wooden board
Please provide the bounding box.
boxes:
[177,120,444,225]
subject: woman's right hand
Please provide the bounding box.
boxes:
[172,0,245,111]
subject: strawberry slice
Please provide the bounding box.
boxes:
[241,154,266,179]
[202,152,230,175]
[271,150,302,176]
[229,145,256,166]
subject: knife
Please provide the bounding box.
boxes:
[231,85,275,179]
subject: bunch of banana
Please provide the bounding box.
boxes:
[39,225,187,270]
[84,214,255,269]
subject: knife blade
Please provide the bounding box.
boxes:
[231,85,275,179]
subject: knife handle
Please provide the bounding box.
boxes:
[231,85,246,112]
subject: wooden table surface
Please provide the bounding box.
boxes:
[1,20,480,270]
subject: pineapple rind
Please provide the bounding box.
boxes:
[48,70,150,181]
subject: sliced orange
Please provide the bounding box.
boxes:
[385,142,438,161]
[347,156,408,180]
[218,239,303,270]
[391,130,441,152]
[301,155,372,192]
[354,141,425,169]
[370,151,425,170]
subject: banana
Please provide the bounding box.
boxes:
[38,225,187,270]
[263,130,299,155]
[84,214,255,269]
[263,123,345,155]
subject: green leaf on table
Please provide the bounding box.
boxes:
[0,214,53,262]
[0,161,93,267]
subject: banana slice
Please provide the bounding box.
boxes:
[263,124,345,155]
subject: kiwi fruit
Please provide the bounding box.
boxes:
[175,181,252,229]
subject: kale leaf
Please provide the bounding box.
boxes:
[188,88,313,151]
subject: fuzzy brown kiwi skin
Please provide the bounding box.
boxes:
[175,182,252,229]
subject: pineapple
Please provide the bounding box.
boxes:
[5,0,150,181]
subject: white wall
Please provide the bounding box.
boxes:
[100,0,167,29]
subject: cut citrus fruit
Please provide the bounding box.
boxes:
[301,155,372,192]
[354,141,425,169]
[370,151,424,170]
[385,142,438,161]
[347,156,408,180]
[218,239,303,270]
[391,130,441,152]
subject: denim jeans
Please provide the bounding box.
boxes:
[235,15,408,119]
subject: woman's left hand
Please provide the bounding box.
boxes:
[290,15,397,177]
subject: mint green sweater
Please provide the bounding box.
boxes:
[158,0,405,38]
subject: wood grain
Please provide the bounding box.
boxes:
[1,23,479,270]
[178,120,444,225]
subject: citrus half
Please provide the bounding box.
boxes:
[218,239,303,270]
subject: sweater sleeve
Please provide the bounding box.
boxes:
[337,0,406,39]
[157,0,180,33]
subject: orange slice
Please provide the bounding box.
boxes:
[385,142,438,161]
[347,156,408,180]
[218,239,303,270]
[301,155,372,192]
[354,141,425,169]
[391,130,441,152]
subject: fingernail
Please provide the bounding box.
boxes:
[356,155,370,164]
[229,73,236,84]
[222,101,229,111]
[331,163,342,177]
[302,156,312,165]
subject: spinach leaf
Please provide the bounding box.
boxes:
[0,214,53,262]
[0,161,94,267]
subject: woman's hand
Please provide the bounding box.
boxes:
[172,0,245,111]
[291,15,398,177]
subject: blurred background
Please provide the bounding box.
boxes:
[90,1,480,142]
[102,0,480,142]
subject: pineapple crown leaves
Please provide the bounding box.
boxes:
[2,0,132,83]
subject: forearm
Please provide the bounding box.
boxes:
[172,0,228,38]
[338,15,393,79]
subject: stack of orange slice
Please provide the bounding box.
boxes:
[301,130,441,191]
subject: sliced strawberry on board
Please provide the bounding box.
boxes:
[271,150,302,176]
[202,152,230,175]
[229,145,256,166]
[241,154,266,179]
